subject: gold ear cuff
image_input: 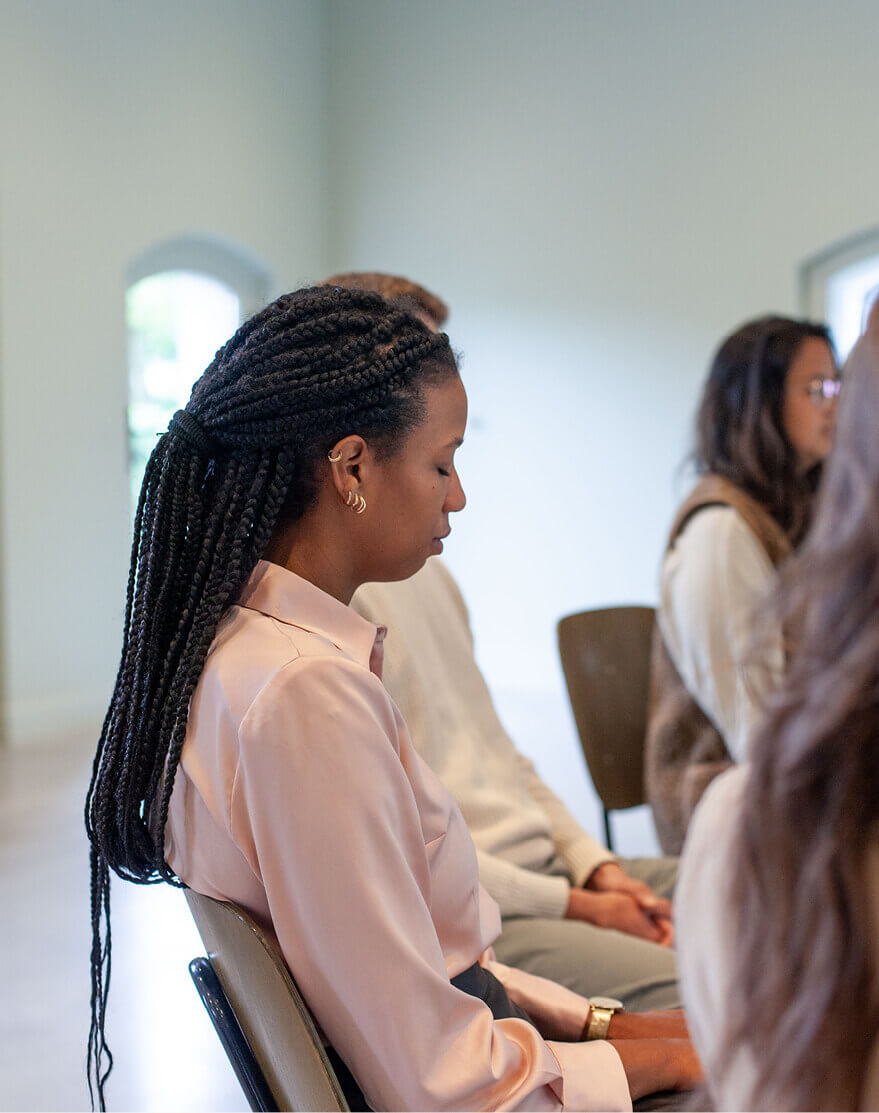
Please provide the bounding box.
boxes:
[327,450,343,462]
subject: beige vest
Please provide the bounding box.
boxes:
[645,476,791,855]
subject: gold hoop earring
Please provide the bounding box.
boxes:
[354,494,367,514]
[327,450,343,463]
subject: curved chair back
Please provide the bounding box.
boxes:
[184,889,349,1112]
[557,605,655,849]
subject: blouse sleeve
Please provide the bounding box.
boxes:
[229,654,631,1113]
[658,506,782,762]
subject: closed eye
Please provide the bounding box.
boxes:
[438,468,450,477]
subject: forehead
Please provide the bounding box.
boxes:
[788,337,836,382]
[410,375,467,444]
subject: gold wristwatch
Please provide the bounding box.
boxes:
[585,996,623,1040]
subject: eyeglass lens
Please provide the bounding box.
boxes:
[808,377,841,401]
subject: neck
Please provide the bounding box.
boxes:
[262,515,359,605]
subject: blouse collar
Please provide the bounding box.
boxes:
[238,560,387,677]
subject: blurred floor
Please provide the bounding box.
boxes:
[0,733,246,1112]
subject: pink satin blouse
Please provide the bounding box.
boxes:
[165,560,630,1112]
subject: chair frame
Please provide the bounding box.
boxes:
[184,889,350,1113]
[189,956,280,1113]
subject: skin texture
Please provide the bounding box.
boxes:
[782,337,839,473]
[566,861,675,946]
[603,1011,698,1097]
[264,375,467,603]
[610,1039,702,1099]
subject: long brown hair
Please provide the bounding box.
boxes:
[695,315,834,544]
[722,311,879,1110]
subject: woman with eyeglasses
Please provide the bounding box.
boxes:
[675,305,879,1110]
[645,316,839,854]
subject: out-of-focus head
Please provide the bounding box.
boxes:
[805,301,879,561]
[695,315,838,538]
[865,291,879,337]
[724,306,879,1112]
[319,271,449,332]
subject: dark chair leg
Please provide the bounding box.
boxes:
[603,807,614,853]
[189,957,279,1113]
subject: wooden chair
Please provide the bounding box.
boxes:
[557,606,656,851]
[184,888,350,1112]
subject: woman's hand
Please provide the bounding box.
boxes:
[565,887,673,946]
[570,862,675,946]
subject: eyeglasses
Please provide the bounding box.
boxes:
[806,377,841,405]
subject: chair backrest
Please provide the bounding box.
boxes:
[557,605,655,812]
[184,889,349,1113]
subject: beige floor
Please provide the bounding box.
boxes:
[0,733,246,1112]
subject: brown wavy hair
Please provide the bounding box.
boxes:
[695,315,835,544]
[721,308,879,1110]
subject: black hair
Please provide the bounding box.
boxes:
[695,315,835,543]
[84,285,457,1108]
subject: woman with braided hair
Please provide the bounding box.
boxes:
[86,285,699,1112]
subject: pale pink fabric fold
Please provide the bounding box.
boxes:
[166,560,630,1112]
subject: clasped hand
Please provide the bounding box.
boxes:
[565,862,674,946]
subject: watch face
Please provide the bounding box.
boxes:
[589,996,623,1010]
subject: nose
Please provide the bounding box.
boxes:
[445,466,466,513]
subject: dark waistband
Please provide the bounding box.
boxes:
[451,960,533,1023]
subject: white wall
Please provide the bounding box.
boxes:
[0,0,329,745]
[326,0,879,849]
[3,0,878,854]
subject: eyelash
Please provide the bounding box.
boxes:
[438,468,450,477]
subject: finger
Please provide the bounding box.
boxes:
[628,910,664,943]
[635,892,673,918]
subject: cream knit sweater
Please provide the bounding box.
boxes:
[352,558,613,919]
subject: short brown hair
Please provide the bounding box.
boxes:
[319,271,449,330]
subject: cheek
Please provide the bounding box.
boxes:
[783,397,816,446]
[384,476,440,531]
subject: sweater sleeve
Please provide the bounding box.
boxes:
[516,751,615,886]
[476,846,573,919]
[658,506,783,762]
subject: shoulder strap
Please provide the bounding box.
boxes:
[667,475,791,566]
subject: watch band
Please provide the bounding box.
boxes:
[585,1003,616,1040]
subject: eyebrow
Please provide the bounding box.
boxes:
[445,437,464,449]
